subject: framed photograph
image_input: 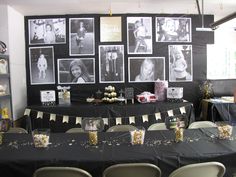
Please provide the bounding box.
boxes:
[29,46,55,85]
[69,18,95,56]
[82,117,104,132]
[127,17,152,54]
[168,45,193,82]
[100,16,122,42]
[57,58,95,84]
[28,18,66,45]
[99,45,124,83]
[128,57,165,83]
[156,17,192,42]
[40,90,56,105]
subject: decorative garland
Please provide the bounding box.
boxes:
[24,105,188,126]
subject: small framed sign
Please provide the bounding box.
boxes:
[40,90,56,106]
[125,87,134,104]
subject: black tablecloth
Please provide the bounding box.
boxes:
[1,128,236,177]
[200,99,236,122]
[26,101,195,132]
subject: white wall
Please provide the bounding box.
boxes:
[7,6,27,120]
[0,5,27,120]
[0,5,9,52]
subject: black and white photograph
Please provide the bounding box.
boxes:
[29,46,55,85]
[169,45,193,82]
[156,17,191,42]
[28,18,66,45]
[57,58,95,84]
[69,18,95,56]
[99,45,124,83]
[127,17,152,54]
[128,57,165,82]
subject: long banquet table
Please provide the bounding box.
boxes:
[1,127,236,177]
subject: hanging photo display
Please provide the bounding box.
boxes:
[128,57,165,83]
[168,45,193,82]
[28,18,66,45]
[156,17,192,42]
[100,16,122,42]
[57,58,95,84]
[127,16,153,54]
[99,45,125,83]
[29,46,55,85]
[69,18,95,56]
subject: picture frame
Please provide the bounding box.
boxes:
[40,90,56,106]
[69,18,95,56]
[57,58,95,84]
[29,46,55,85]
[128,57,165,83]
[156,17,192,42]
[127,16,153,54]
[100,16,122,42]
[28,18,66,45]
[99,45,125,83]
[168,45,193,82]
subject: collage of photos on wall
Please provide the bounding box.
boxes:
[27,15,193,85]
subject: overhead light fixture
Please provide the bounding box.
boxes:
[195,0,213,31]
[209,12,236,30]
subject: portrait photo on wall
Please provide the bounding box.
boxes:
[99,45,124,83]
[128,57,165,83]
[156,17,191,42]
[57,58,95,84]
[28,18,66,45]
[69,18,95,56]
[29,46,55,85]
[100,16,122,42]
[169,45,193,82]
[127,17,153,54]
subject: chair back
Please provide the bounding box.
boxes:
[33,167,92,177]
[188,121,217,129]
[148,123,167,131]
[6,127,28,133]
[103,163,161,177]
[106,125,138,132]
[169,162,225,177]
[66,128,85,133]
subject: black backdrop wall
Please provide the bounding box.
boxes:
[25,13,224,118]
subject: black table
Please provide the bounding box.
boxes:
[26,101,195,132]
[200,99,236,123]
[1,128,236,177]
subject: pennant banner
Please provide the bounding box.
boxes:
[116,117,122,125]
[36,111,43,119]
[24,108,31,116]
[167,110,174,116]
[63,115,69,123]
[142,115,148,122]
[27,104,191,127]
[76,117,82,125]
[50,114,56,121]
[103,118,109,125]
[129,116,135,124]
[180,107,186,114]
[155,112,161,120]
